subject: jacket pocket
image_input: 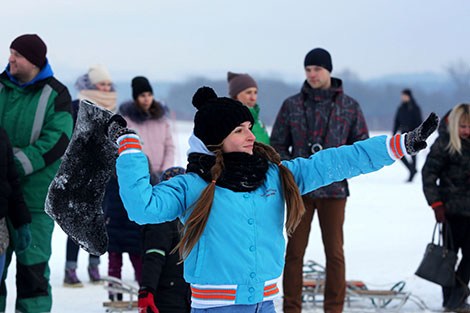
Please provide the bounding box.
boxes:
[194,235,206,278]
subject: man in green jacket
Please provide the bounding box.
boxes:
[227,71,270,145]
[0,34,73,313]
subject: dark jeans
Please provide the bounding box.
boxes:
[442,215,470,308]
[65,237,100,269]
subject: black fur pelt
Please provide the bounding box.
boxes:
[45,100,117,255]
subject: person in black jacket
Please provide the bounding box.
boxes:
[138,167,190,313]
[393,89,423,182]
[422,103,470,312]
[0,126,31,277]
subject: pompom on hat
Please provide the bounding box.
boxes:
[192,86,254,148]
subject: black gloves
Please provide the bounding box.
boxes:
[404,112,439,155]
[106,114,137,144]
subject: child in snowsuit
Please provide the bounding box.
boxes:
[107,86,438,312]
[138,167,191,313]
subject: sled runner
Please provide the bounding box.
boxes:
[102,276,139,312]
[302,260,428,312]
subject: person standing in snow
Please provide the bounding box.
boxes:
[393,88,423,182]
[138,167,191,313]
[64,64,117,287]
[106,86,437,313]
[227,71,270,145]
[422,103,470,312]
[119,76,175,183]
[0,127,31,278]
[270,47,368,313]
[0,34,73,313]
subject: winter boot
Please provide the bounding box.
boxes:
[63,268,84,287]
[88,265,102,284]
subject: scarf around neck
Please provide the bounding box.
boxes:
[78,90,117,112]
[186,151,268,192]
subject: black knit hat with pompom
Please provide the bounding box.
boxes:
[192,86,254,148]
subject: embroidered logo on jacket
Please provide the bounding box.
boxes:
[260,189,277,198]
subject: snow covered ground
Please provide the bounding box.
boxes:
[4,122,446,312]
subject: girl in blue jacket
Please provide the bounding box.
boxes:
[107,87,438,313]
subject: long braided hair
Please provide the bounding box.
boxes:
[174,142,305,261]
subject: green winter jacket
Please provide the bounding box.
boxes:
[0,65,73,212]
[248,104,270,145]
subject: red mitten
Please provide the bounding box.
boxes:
[138,288,159,313]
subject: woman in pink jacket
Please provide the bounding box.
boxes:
[119,76,175,182]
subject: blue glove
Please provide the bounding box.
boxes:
[16,224,31,254]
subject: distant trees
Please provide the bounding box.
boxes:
[162,64,470,131]
[447,60,470,101]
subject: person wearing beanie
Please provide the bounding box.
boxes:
[271,48,369,313]
[73,64,117,115]
[106,86,438,312]
[0,34,73,313]
[227,71,270,145]
[119,76,175,182]
[63,64,117,288]
[392,88,423,182]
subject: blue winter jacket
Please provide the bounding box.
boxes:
[116,134,405,307]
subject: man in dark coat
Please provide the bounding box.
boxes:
[271,48,369,313]
[393,89,423,182]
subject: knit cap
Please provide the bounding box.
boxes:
[131,76,153,100]
[304,48,333,72]
[227,71,258,98]
[192,87,254,148]
[88,64,112,85]
[10,34,47,68]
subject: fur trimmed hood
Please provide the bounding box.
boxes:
[119,100,168,124]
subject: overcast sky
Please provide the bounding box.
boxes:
[1,0,469,83]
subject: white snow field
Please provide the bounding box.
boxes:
[5,122,446,312]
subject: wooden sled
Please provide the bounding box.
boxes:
[101,276,139,312]
[302,260,427,312]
